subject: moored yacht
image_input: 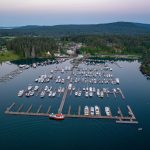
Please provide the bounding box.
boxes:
[95,105,100,115]
[27,85,33,91]
[105,107,111,116]
[90,107,94,115]
[85,91,89,97]
[18,90,24,97]
[34,86,39,91]
[40,91,45,98]
[100,91,104,98]
[84,106,89,116]
[116,78,120,84]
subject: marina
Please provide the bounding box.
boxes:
[3,58,139,125]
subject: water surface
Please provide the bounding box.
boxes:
[0,59,150,150]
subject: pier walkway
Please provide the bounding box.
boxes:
[5,103,138,124]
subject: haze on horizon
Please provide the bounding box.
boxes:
[0,0,150,26]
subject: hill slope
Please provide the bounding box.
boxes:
[0,22,150,37]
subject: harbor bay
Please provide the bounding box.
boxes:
[0,58,150,149]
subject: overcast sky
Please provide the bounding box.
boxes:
[0,0,150,26]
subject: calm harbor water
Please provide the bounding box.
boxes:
[0,59,150,150]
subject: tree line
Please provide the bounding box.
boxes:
[62,35,150,55]
[6,37,58,58]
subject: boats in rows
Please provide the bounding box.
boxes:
[26,90,34,97]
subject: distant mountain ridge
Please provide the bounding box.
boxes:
[0,22,150,37]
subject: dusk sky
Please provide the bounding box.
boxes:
[0,0,150,26]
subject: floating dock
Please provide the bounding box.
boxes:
[5,103,138,124]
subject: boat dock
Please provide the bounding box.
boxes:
[17,104,24,112]
[58,86,69,113]
[114,62,123,68]
[5,102,138,124]
[119,89,125,99]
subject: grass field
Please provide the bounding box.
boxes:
[0,51,21,62]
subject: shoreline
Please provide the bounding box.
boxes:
[140,63,150,77]
[89,54,141,60]
[0,54,141,63]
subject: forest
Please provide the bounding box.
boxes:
[62,35,150,55]
[0,34,150,76]
[5,37,58,58]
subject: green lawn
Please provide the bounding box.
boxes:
[0,51,21,62]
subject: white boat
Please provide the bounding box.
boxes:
[113,88,117,93]
[25,65,30,69]
[90,107,94,115]
[40,91,45,98]
[103,88,107,93]
[61,87,65,93]
[67,76,71,80]
[61,79,65,84]
[18,90,24,97]
[35,79,38,82]
[78,91,82,97]
[27,85,33,91]
[32,63,36,68]
[95,106,100,115]
[49,91,52,97]
[105,107,111,116]
[85,91,89,97]
[116,78,120,84]
[45,78,50,82]
[75,91,78,96]
[117,88,121,92]
[84,106,89,116]
[58,87,61,93]
[97,89,100,97]
[19,64,25,68]
[89,92,93,97]
[100,91,104,98]
[25,92,30,97]
[72,86,75,91]
[50,70,54,73]
[34,86,39,91]
[44,86,49,91]
[52,91,56,97]
[29,90,34,96]
[61,69,64,73]
[89,87,93,92]
[68,83,72,90]
[93,87,96,92]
